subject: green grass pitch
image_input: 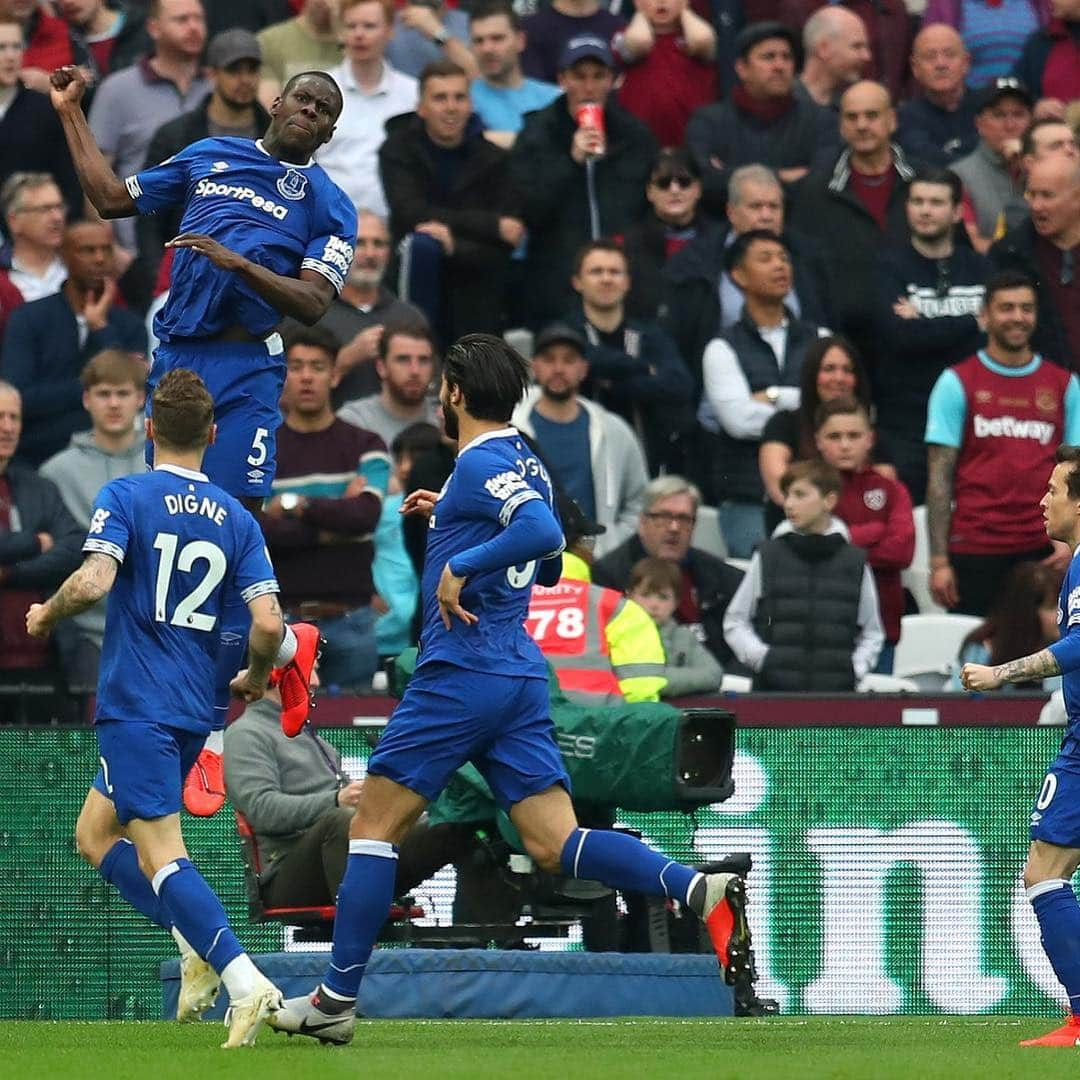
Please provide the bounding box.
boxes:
[2,1017,1080,1079]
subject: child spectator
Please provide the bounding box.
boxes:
[628,556,722,696]
[948,561,1063,693]
[814,397,915,673]
[614,0,717,148]
[723,460,884,690]
[372,422,440,663]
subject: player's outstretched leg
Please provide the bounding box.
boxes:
[76,789,221,1020]
[1020,874,1080,1047]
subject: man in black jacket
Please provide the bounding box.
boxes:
[0,381,82,690]
[591,475,743,668]
[510,35,656,330]
[790,79,915,367]
[379,57,524,346]
[873,165,987,502]
[137,28,271,288]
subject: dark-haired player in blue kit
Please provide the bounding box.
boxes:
[268,335,753,1044]
[48,63,358,807]
[963,445,1080,1048]
[27,370,288,1047]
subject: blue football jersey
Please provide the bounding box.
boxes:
[1056,551,1080,741]
[126,137,357,342]
[84,464,279,733]
[419,429,561,679]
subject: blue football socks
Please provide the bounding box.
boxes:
[321,839,399,1001]
[212,595,251,730]
[1029,879,1080,1015]
[152,858,243,974]
[560,827,701,906]
[99,838,172,930]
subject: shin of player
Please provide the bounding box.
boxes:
[268,335,755,1045]
[962,447,1080,1046]
[27,370,290,1046]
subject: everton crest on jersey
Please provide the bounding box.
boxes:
[126,137,357,342]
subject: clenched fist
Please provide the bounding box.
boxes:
[50,66,89,112]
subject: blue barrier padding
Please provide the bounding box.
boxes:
[161,949,734,1020]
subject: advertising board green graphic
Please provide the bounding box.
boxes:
[0,726,1069,1018]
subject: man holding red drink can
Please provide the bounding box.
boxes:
[511,35,657,330]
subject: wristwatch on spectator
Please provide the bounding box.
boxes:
[432,25,450,46]
[764,386,780,405]
[279,493,301,514]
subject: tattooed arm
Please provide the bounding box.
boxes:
[961,650,1062,691]
[25,553,118,638]
[230,592,286,703]
[926,443,960,608]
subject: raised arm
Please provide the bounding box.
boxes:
[26,552,119,638]
[49,67,135,220]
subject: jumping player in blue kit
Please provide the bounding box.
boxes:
[268,334,753,1045]
[962,445,1080,1048]
[27,370,290,1047]
[48,63,356,806]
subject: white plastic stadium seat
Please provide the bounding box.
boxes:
[901,505,945,614]
[893,613,982,681]
[857,673,920,694]
[691,504,728,560]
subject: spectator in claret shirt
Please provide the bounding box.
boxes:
[614,0,717,148]
[814,396,914,674]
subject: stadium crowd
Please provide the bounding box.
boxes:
[3,0,1080,702]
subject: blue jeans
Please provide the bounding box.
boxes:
[874,642,896,675]
[312,606,378,693]
[719,499,765,559]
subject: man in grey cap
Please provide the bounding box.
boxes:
[138,28,272,286]
[510,36,656,329]
[685,20,838,217]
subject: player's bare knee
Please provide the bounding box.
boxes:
[521,834,562,874]
[74,807,120,868]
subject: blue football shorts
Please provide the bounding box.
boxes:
[145,333,286,498]
[92,719,205,825]
[367,660,571,810]
[1030,751,1080,848]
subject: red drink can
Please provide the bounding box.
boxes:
[575,103,605,136]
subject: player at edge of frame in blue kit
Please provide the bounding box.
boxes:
[267,334,756,1045]
[962,444,1080,1048]
[26,370,289,1048]
[47,62,354,805]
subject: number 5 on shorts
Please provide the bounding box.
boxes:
[247,427,269,467]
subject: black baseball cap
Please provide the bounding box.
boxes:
[207,29,261,69]
[976,76,1034,113]
[734,20,799,61]
[534,322,587,355]
[557,491,606,546]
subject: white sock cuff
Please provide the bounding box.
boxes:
[275,624,298,667]
[349,838,398,859]
[319,984,355,1002]
[203,729,224,755]
[151,860,183,896]
[1026,878,1072,901]
[570,828,590,878]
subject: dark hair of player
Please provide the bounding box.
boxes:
[443,333,529,423]
[1056,445,1080,501]
[813,395,871,432]
[283,324,339,361]
[780,458,842,499]
[572,237,628,276]
[151,369,214,452]
[983,269,1037,306]
[281,71,344,118]
[908,165,963,205]
[81,349,146,391]
[724,228,788,274]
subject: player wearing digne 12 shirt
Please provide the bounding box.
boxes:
[267,335,757,1045]
[27,370,288,1047]
[48,65,358,794]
